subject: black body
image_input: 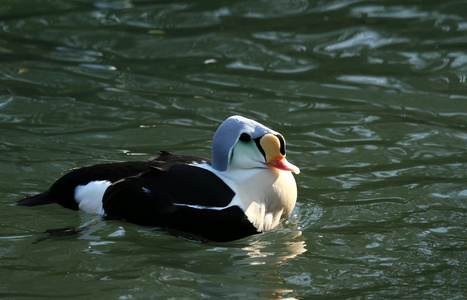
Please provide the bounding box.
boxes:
[17,151,259,242]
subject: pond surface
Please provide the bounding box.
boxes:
[1,0,466,299]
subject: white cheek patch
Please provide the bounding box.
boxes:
[74,180,111,215]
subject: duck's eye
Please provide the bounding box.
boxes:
[239,133,251,142]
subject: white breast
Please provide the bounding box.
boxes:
[235,168,297,232]
[199,164,297,232]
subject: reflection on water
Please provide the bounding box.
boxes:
[237,230,307,267]
[31,217,307,299]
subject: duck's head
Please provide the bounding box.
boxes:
[211,116,300,174]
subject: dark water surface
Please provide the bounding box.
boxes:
[1,0,466,299]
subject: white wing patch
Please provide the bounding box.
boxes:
[74,180,111,215]
[173,202,236,211]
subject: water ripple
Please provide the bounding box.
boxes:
[0,0,466,299]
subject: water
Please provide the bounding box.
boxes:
[1,0,466,298]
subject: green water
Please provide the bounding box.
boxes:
[1,0,466,298]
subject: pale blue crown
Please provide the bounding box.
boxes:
[211,115,279,171]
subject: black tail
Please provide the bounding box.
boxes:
[16,160,152,210]
[16,190,56,207]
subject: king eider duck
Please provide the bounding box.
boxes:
[17,116,300,242]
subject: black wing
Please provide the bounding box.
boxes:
[102,163,259,241]
[17,151,209,210]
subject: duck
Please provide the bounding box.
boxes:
[17,115,300,242]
